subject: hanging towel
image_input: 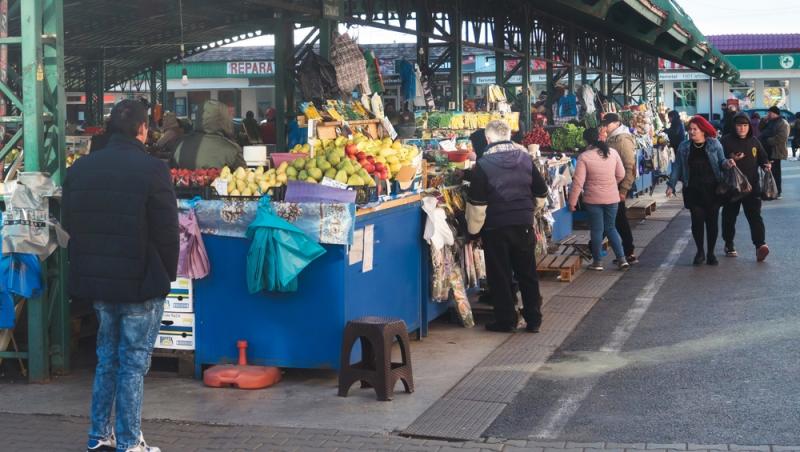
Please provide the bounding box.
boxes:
[177,209,210,280]
[246,197,326,294]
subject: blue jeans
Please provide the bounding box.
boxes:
[585,203,625,263]
[89,299,164,451]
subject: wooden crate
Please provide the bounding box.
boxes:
[537,254,582,282]
[626,198,657,220]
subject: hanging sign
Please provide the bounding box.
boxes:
[322,0,342,19]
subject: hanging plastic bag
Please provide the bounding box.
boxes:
[722,166,752,202]
[0,293,14,329]
[177,208,210,280]
[0,253,43,299]
[760,167,779,201]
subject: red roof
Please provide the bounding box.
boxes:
[708,34,800,54]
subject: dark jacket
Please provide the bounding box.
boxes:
[762,117,790,160]
[720,133,769,194]
[173,100,246,169]
[63,134,180,304]
[466,141,549,232]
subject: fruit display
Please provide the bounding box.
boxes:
[212,165,286,197]
[521,126,552,148]
[290,143,312,154]
[418,111,519,132]
[171,168,221,187]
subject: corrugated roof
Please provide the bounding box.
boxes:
[708,34,800,54]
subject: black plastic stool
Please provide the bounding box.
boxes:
[337,317,414,401]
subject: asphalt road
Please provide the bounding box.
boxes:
[487,161,800,445]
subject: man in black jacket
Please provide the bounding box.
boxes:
[721,112,771,262]
[466,120,549,333]
[64,100,178,452]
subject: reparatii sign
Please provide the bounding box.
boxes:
[226,61,275,76]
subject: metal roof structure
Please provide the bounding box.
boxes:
[6,0,736,92]
[708,34,800,55]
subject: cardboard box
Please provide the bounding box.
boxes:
[165,278,193,312]
[156,312,195,350]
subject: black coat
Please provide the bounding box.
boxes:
[63,134,179,304]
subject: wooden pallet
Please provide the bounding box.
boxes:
[558,233,608,262]
[537,254,582,282]
[627,198,657,220]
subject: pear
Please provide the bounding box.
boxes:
[306,177,318,184]
[357,168,369,180]
[298,170,308,181]
[308,167,323,181]
[258,181,271,193]
[335,170,349,184]
[230,189,241,196]
[277,162,289,174]
[305,158,317,169]
[366,176,377,187]
[242,187,253,197]
[344,161,356,176]
[324,168,337,179]
[286,166,298,177]
[347,174,365,186]
[248,182,259,194]
[246,171,256,183]
[318,160,332,171]
[293,157,306,170]
[255,166,265,176]
[220,166,232,177]
[276,173,288,184]
[234,167,247,181]
[235,179,247,192]
[227,181,236,195]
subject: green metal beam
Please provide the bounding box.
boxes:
[274,16,293,149]
[43,0,68,375]
[520,13,531,132]
[21,0,50,383]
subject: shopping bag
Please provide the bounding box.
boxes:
[177,209,210,280]
[760,168,779,201]
[719,166,752,202]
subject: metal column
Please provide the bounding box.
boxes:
[85,60,104,126]
[42,0,68,375]
[274,16,294,149]
[521,17,531,131]
[160,61,168,110]
[449,3,463,111]
[318,19,334,60]
[493,13,504,90]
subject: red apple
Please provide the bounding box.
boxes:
[345,143,358,156]
[374,162,385,172]
[364,163,375,173]
[366,155,375,163]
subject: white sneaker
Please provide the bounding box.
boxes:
[124,434,161,452]
[86,432,116,451]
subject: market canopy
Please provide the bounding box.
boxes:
[7,0,736,92]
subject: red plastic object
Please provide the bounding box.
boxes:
[447,150,471,162]
[203,340,282,389]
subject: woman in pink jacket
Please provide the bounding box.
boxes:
[569,128,629,271]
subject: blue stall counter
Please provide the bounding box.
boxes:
[193,197,424,376]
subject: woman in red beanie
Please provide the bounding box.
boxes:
[667,115,735,265]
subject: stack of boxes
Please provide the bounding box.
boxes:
[156,277,196,351]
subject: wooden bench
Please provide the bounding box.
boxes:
[626,198,657,220]
[537,254,582,282]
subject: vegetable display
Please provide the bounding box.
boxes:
[521,126,552,148]
[550,124,586,151]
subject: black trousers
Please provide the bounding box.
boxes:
[689,203,721,255]
[481,225,542,329]
[771,159,782,195]
[722,194,766,248]
[615,200,635,257]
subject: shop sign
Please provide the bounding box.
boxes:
[322,0,342,19]
[226,61,275,76]
[763,54,800,70]
[657,71,710,81]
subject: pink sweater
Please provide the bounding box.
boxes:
[569,146,625,207]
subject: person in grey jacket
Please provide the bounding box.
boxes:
[602,113,637,264]
[760,106,789,197]
[667,115,735,266]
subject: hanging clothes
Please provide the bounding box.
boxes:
[397,60,416,101]
[579,85,596,115]
[246,197,326,294]
[558,92,578,117]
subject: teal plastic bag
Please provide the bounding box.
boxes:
[246,197,326,293]
[0,253,43,328]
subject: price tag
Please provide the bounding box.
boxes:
[212,179,228,196]
[439,139,457,152]
[321,177,348,190]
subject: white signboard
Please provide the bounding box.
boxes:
[227,61,275,76]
